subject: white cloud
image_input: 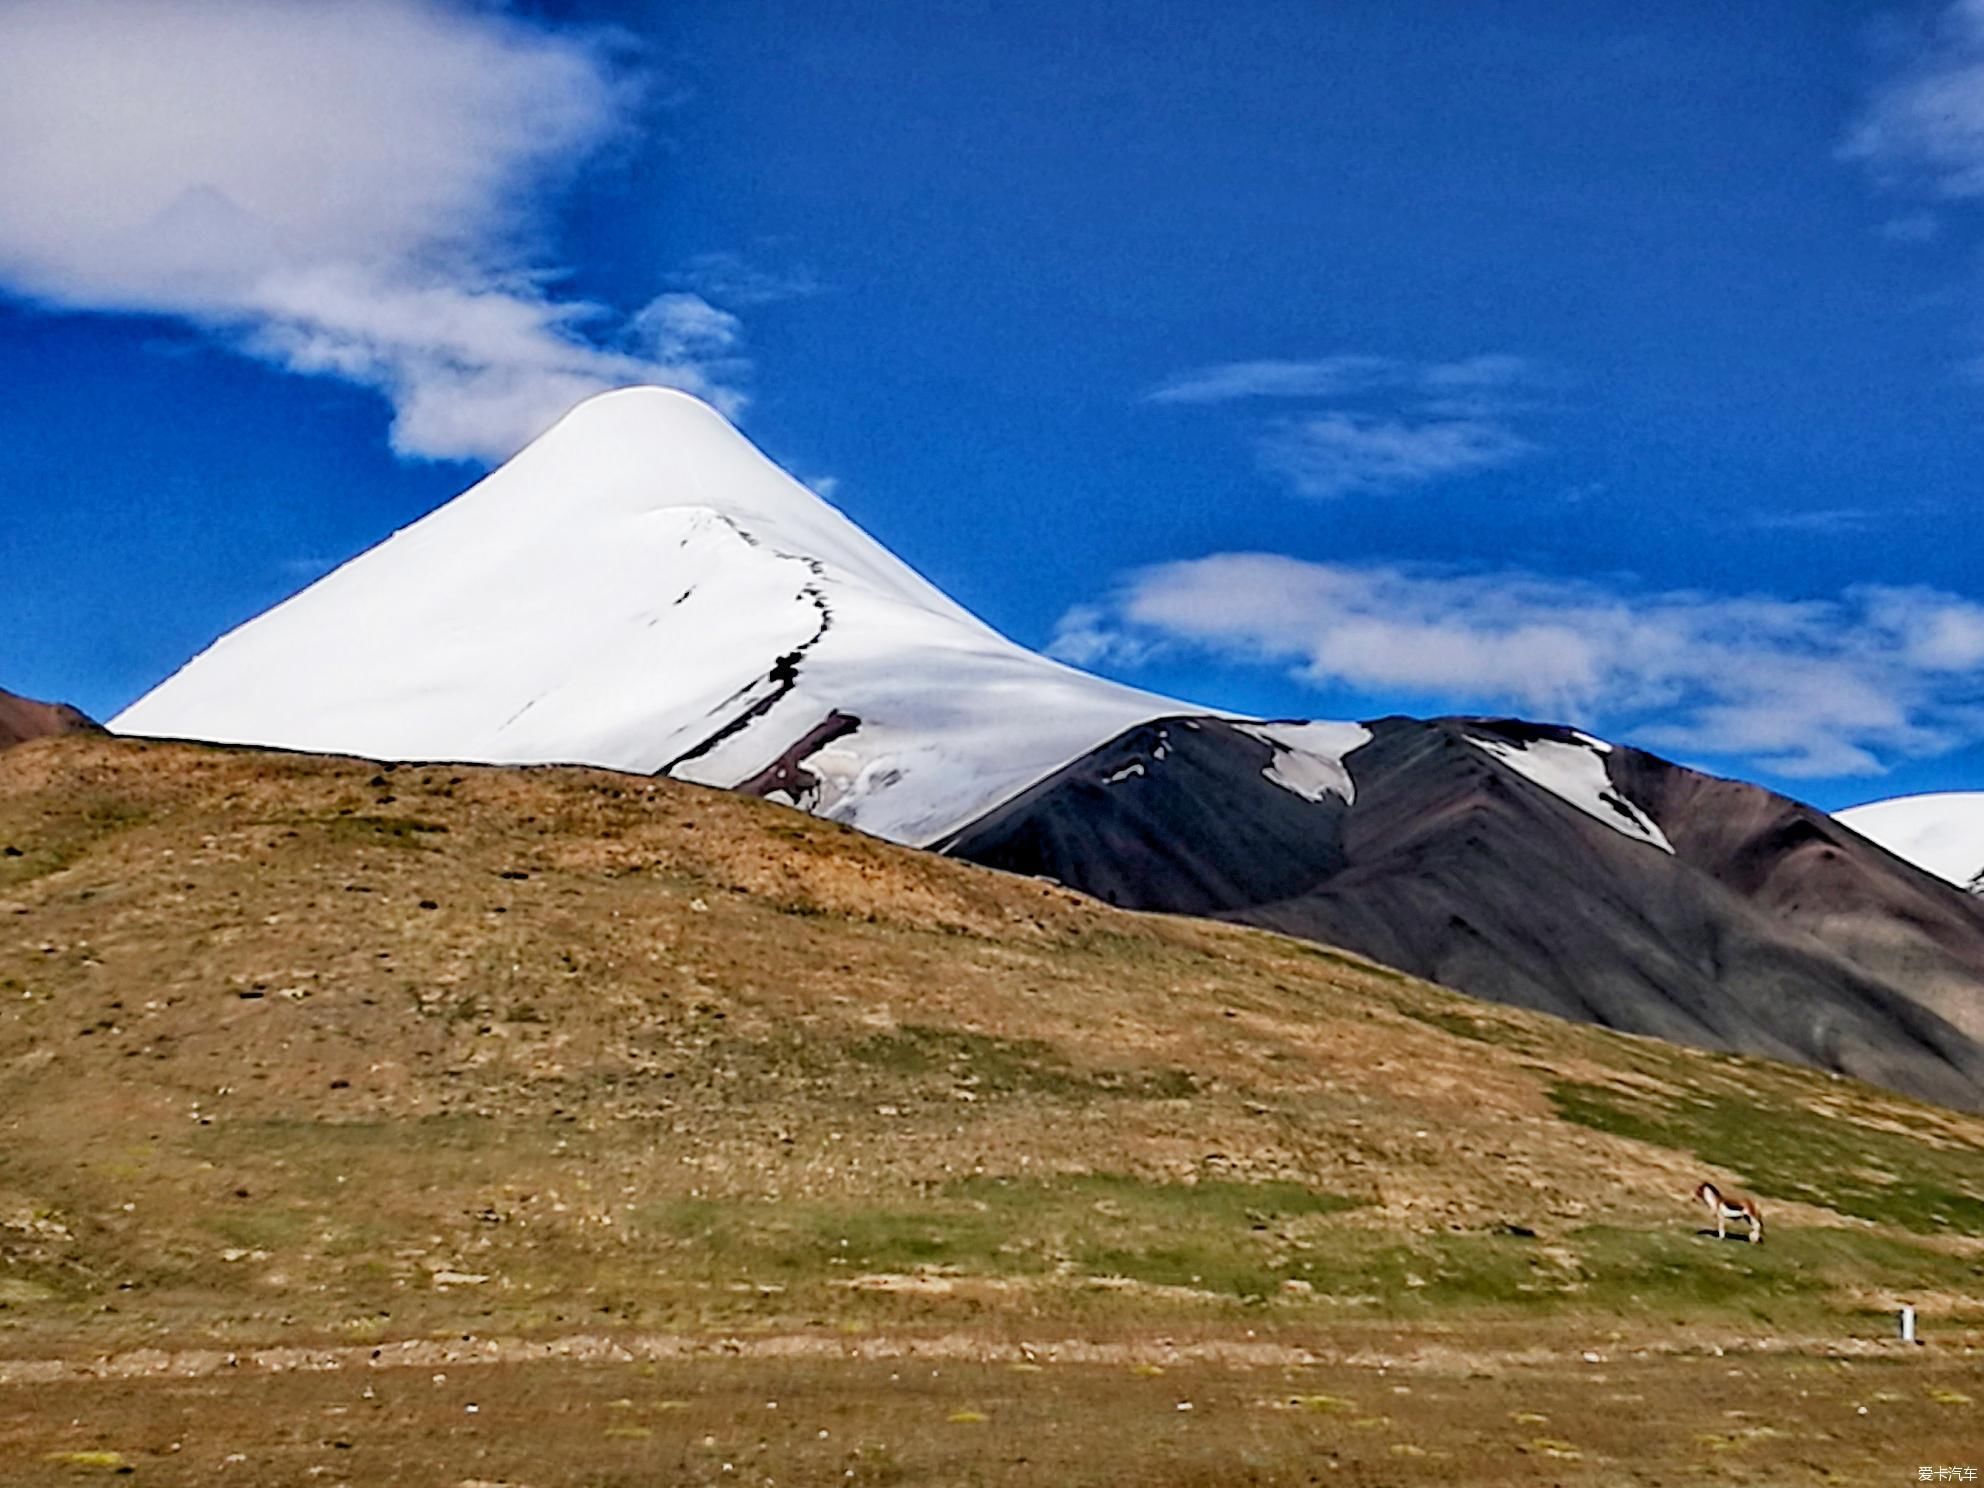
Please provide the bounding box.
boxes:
[1863,585,1984,670]
[1419,353,1536,390]
[1048,602,1160,670]
[0,0,742,463]
[1147,352,1546,499]
[1148,353,1535,406]
[1840,1,1984,420]
[1844,1,1984,198]
[633,294,744,358]
[1741,506,1881,536]
[1147,356,1404,405]
[671,250,823,306]
[1051,555,1984,778]
[1260,414,1534,499]
[1878,211,1943,242]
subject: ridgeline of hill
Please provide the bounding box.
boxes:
[0,688,96,752]
[0,732,1980,1366]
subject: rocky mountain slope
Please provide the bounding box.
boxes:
[940,716,1984,1111]
[0,686,95,751]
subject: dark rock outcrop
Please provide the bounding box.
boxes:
[942,714,1984,1112]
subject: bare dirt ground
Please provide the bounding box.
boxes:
[3,1330,1978,1486]
[1,736,1980,1483]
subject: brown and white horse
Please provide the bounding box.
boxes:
[1693,1181,1763,1243]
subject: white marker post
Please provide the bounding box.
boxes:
[1899,1304,1917,1345]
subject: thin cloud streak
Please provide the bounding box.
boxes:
[1147,352,1549,499]
[1147,353,1536,406]
[1147,355,1405,405]
[1846,0,1984,405]
[1259,414,1534,500]
[1843,0,1984,199]
[670,250,824,307]
[1052,554,1984,779]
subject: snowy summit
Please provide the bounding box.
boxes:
[1835,793,1984,895]
[114,388,1184,845]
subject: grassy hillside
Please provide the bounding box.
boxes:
[0,731,1977,1364]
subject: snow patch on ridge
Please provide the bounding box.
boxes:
[1234,721,1370,805]
[1465,731,1674,853]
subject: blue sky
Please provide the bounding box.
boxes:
[4,0,1984,807]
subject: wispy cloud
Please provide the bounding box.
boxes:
[1878,211,1943,243]
[0,0,743,464]
[1148,353,1535,406]
[631,293,746,367]
[671,250,824,307]
[1051,555,1984,779]
[1843,1,1984,199]
[1147,352,1548,499]
[1843,0,1984,408]
[1259,414,1534,500]
[1739,507,1883,536]
[1147,355,1403,405]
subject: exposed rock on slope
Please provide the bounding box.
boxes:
[1611,752,1984,1052]
[942,716,1984,1111]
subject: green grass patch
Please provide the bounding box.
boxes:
[638,1174,1976,1320]
[1265,1231,1581,1313]
[1549,1080,1984,1236]
[0,1277,55,1306]
[190,1115,517,1212]
[1569,1222,1983,1325]
[1268,1221,1979,1324]
[1394,1003,1539,1052]
[0,797,148,888]
[844,1025,1199,1102]
[203,1207,313,1253]
[641,1173,1363,1298]
[42,1450,130,1472]
[1292,942,1409,983]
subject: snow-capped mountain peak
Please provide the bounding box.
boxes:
[1835,792,1984,895]
[94,388,1984,1110]
[113,387,1182,844]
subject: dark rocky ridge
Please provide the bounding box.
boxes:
[0,685,98,750]
[1605,743,1984,1054]
[941,714,1984,1112]
[737,708,862,807]
[936,718,1351,915]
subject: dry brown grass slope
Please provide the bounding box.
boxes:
[0,732,1979,1373]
